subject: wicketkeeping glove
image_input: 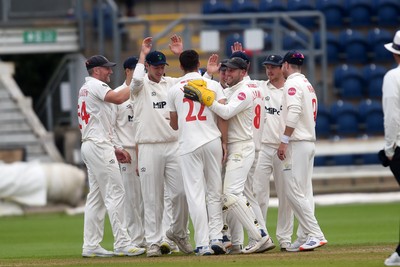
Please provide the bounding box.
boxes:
[183,79,215,107]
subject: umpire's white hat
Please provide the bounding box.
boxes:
[384,30,400,55]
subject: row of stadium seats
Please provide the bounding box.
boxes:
[202,0,400,28]
[314,153,380,166]
[224,27,394,65]
[333,63,388,100]
[316,99,383,139]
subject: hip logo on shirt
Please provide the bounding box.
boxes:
[153,101,166,109]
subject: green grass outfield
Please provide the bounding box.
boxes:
[0,202,399,267]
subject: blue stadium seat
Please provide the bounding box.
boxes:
[347,0,373,27]
[315,0,346,28]
[368,28,393,62]
[283,31,307,50]
[314,156,328,166]
[330,100,360,137]
[360,153,380,164]
[334,64,364,99]
[287,0,316,28]
[331,155,355,165]
[225,33,243,57]
[315,31,341,63]
[362,64,387,98]
[358,99,384,136]
[231,0,258,25]
[259,0,286,12]
[259,0,286,24]
[339,29,369,64]
[316,103,332,138]
[202,0,231,25]
[375,0,400,27]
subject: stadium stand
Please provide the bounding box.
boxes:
[286,0,316,28]
[362,63,387,99]
[330,100,360,137]
[347,0,374,27]
[315,0,345,28]
[334,64,364,99]
[375,0,400,27]
[316,103,332,139]
[358,99,384,136]
[368,28,394,62]
[339,29,369,64]
[202,0,231,25]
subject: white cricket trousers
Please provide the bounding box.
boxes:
[81,141,132,250]
[180,138,224,248]
[120,146,145,246]
[252,144,294,245]
[282,141,325,240]
[224,140,255,246]
[138,141,189,245]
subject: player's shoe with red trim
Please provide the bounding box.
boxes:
[285,239,305,252]
[166,229,193,254]
[299,236,328,251]
[114,245,146,256]
[82,246,114,258]
[384,252,400,266]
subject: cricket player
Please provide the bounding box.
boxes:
[113,56,145,247]
[130,36,192,257]
[277,50,327,252]
[78,55,145,257]
[168,49,228,256]
[184,57,274,254]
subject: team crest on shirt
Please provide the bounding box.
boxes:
[122,167,126,171]
[288,87,296,96]
[109,159,115,164]
[140,167,146,173]
[237,92,246,101]
[151,92,156,96]
[265,96,270,101]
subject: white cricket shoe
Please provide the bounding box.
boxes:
[280,242,291,252]
[227,244,243,254]
[194,245,214,256]
[82,246,114,258]
[160,238,179,254]
[385,252,400,266]
[146,243,162,257]
[222,235,232,249]
[256,237,276,253]
[166,229,193,254]
[114,245,146,256]
[286,239,305,252]
[299,236,328,251]
[242,235,268,254]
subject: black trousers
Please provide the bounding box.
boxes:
[390,147,400,186]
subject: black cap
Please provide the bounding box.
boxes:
[145,51,169,66]
[280,50,305,66]
[224,57,248,70]
[219,59,229,71]
[123,56,138,69]
[86,55,116,70]
[262,54,283,66]
[230,51,250,64]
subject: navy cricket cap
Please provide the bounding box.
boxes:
[123,56,138,69]
[145,51,169,66]
[86,55,116,70]
[262,54,283,66]
[280,50,305,66]
[230,51,250,64]
[219,58,229,71]
[224,57,248,70]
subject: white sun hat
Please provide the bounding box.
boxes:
[384,30,400,55]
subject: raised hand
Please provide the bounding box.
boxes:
[169,34,183,55]
[207,54,220,75]
[231,41,243,54]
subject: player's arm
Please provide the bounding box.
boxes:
[277,126,295,161]
[169,111,178,130]
[209,91,252,120]
[217,115,228,163]
[131,37,152,95]
[382,74,400,159]
[104,87,130,104]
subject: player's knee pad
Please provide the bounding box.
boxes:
[222,193,262,240]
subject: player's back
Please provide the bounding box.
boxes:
[168,73,225,155]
